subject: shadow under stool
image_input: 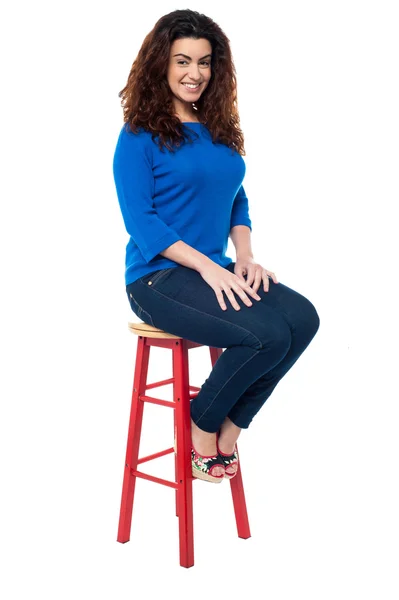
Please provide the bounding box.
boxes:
[117,320,251,568]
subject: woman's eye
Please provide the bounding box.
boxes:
[177,61,210,66]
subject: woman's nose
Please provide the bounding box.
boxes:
[187,68,201,81]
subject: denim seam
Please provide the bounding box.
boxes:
[193,347,262,426]
[138,279,263,349]
[128,293,155,327]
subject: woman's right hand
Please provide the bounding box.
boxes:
[199,262,261,311]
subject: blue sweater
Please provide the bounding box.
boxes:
[112,122,252,286]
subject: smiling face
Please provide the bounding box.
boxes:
[167,37,212,120]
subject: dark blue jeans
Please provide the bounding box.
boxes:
[126,262,320,433]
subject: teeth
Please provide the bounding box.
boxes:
[183,83,199,88]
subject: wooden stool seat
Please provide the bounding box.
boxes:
[117,319,251,568]
[128,320,181,339]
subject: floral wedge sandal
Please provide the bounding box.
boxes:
[174,438,226,483]
[191,444,226,483]
[216,436,239,480]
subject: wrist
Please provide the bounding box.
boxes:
[198,256,215,275]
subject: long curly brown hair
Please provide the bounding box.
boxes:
[117,9,246,155]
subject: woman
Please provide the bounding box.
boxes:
[113,9,320,483]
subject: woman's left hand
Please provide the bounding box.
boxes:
[234,256,278,293]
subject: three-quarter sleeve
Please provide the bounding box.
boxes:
[113,126,182,263]
[230,184,252,231]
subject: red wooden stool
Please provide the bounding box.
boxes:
[117,321,251,568]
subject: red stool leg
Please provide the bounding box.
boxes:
[173,339,194,568]
[117,336,150,543]
[174,409,178,517]
[229,458,251,538]
[209,347,251,539]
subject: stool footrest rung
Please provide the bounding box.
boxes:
[137,447,174,464]
[140,395,176,408]
[144,377,200,394]
[145,377,174,390]
[132,469,179,490]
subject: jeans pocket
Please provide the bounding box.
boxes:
[127,291,155,327]
[139,267,175,288]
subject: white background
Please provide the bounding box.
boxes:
[1,1,398,598]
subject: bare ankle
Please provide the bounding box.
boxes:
[191,419,217,455]
[218,417,242,454]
